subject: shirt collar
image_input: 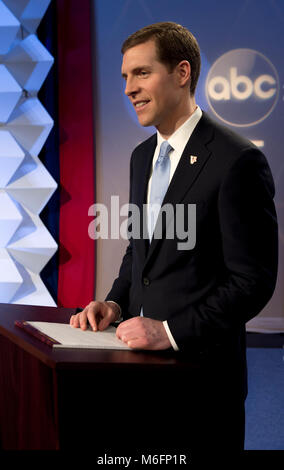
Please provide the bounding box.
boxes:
[157,106,202,155]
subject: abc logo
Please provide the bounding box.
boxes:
[206,49,279,127]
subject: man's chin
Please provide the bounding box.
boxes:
[137,117,155,128]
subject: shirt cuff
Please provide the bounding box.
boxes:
[106,301,122,322]
[163,320,179,351]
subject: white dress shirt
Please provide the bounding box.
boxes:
[147,106,202,204]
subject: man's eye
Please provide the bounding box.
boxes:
[139,71,149,77]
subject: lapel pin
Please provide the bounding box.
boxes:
[190,155,198,165]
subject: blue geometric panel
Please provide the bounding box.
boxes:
[0,248,23,302]
[3,0,51,34]
[0,0,20,54]
[4,34,54,93]
[0,0,56,306]
[0,191,23,246]
[5,97,53,156]
[0,130,25,187]
[0,64,22,122]
[6,154,57,214]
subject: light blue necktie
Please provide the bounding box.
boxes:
[140,141,172,317]
[148,140,172,241]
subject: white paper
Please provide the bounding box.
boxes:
[27,321,131,350]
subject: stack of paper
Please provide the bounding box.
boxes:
[27,322,131,350]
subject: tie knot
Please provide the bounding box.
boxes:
[158,141,172,160]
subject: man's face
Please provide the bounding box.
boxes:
[121,40,182,133]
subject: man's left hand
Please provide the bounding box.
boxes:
[116,317,171,350]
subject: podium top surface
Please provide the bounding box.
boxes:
[0,303,195,371]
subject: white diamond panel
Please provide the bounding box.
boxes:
[0,248,23,302]
[0,64,22,122]
[0,0,57,306]
[5,97,54,155]
[0,130,25,186]
[4,34,54,93]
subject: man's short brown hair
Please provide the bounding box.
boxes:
[121,22,201,96]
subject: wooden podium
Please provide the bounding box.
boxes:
[0,302,245,462]
[0,303,203,454]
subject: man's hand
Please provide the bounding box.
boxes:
[116,317,171,350]
[70,301,120,331]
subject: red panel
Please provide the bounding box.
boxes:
[56,0,95,307]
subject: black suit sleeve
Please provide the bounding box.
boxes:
[167,147,278,349]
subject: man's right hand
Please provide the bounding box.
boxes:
[70,301,120,331]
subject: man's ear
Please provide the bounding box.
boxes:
[176,60,191,87]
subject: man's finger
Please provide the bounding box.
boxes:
[115,319,132,336]
[116,324,142,345]
[116,318,143,339]
[126,337,147,349]
[87,308,98,331]
[97,315,110,331]
[86,302,106,331]
[79,309,88,330]
[98,305,117,331]
[70,314,80,328]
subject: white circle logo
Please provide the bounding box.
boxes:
[205,49,279,127]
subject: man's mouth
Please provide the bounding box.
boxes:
[134,100,150,110]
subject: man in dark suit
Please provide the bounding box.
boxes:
[70,22,278,458]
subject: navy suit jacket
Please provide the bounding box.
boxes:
[106,112,278,393]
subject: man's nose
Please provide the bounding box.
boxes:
[124,77,139,96]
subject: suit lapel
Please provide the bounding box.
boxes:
[134,134,157,209]
[133,134,156,262]
[145,113,214,263]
